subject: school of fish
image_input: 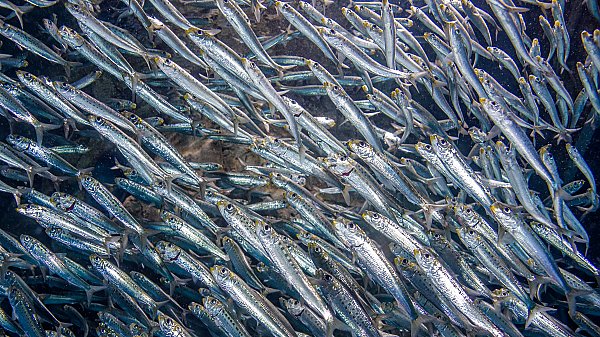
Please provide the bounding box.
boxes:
[0,0,598,336]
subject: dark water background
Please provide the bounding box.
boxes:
[0,0,598,335]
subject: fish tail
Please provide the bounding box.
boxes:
[25,166,50,189]
[410,314,433,337]
[525,304,555,328]
[85,285,106,307]
[14,7,24,29]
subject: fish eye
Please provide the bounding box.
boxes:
[339,155,347,161]
[329,29,336,34]
[358,141,366,147]
[314,246,321,253]
[323,274,333,281]
[219,267,228,275]
[423,252,431,259]
[225,203,233,211]
[490,101,498,107]
[433,233,441,239]
[438,138,447,146]
[466,208,473,214]
[263,224,271,232]
[347,223,355,229]
[503,207,511,214]
[424,144,432,151]
[468,230,475,235]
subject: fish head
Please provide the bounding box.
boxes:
[456,226,480,245]
[295,229,314,243]
[50,192,76,211]
[332,218,364,247]
[480,97,503,117]
[187,302,205,317]
[315,268,339,291]
[88,114,113,130]
[241,58,259,74]
[304,58,319,70]
[154,241,181,262]
[19,234,37,252]
[567,180,585,193]
[414,141,436,162]
[15,204,44,218]
[216,200,237,219]
[495,140,513,160]
[322,153,355,177]
[307,241,328,262]
[317,26,339,42]
[490,202,518,229]
[51,80,76,96]
[268,172,286,188]
[160,211,178,226]
[15,70,36,85]
[566,143,579,157]
[210,265,234,284]
[275,1,292,12]
[468,127,486,144]
[6,285,25,304]
[413,247,438,272]
[361,210,386,229]
[220,236,235,250]
[158,313,181,333]
[322,81,343,97]
[282,298,304,317]
[89,254,110,271]
[6,134,32,152]
[202,296,224,315]
[151,179,169,196]
[393,256,414,271]
[121,111,143,129]
[284,191,302,205]
[45,226,64,239]
[255,220,278,244]
[453,203,478,223]
[96,323,114,336]
[80,174,99,192]
[530,222,550,235]
[491,288,511,303]
[129,271,144,283]
[429,134,452,153]
[347,139,373,159]
[58,26,85,47]
[539,144,554,160]
[427,230,447,246]
[64,2,89,19]
[262,136,287,154]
